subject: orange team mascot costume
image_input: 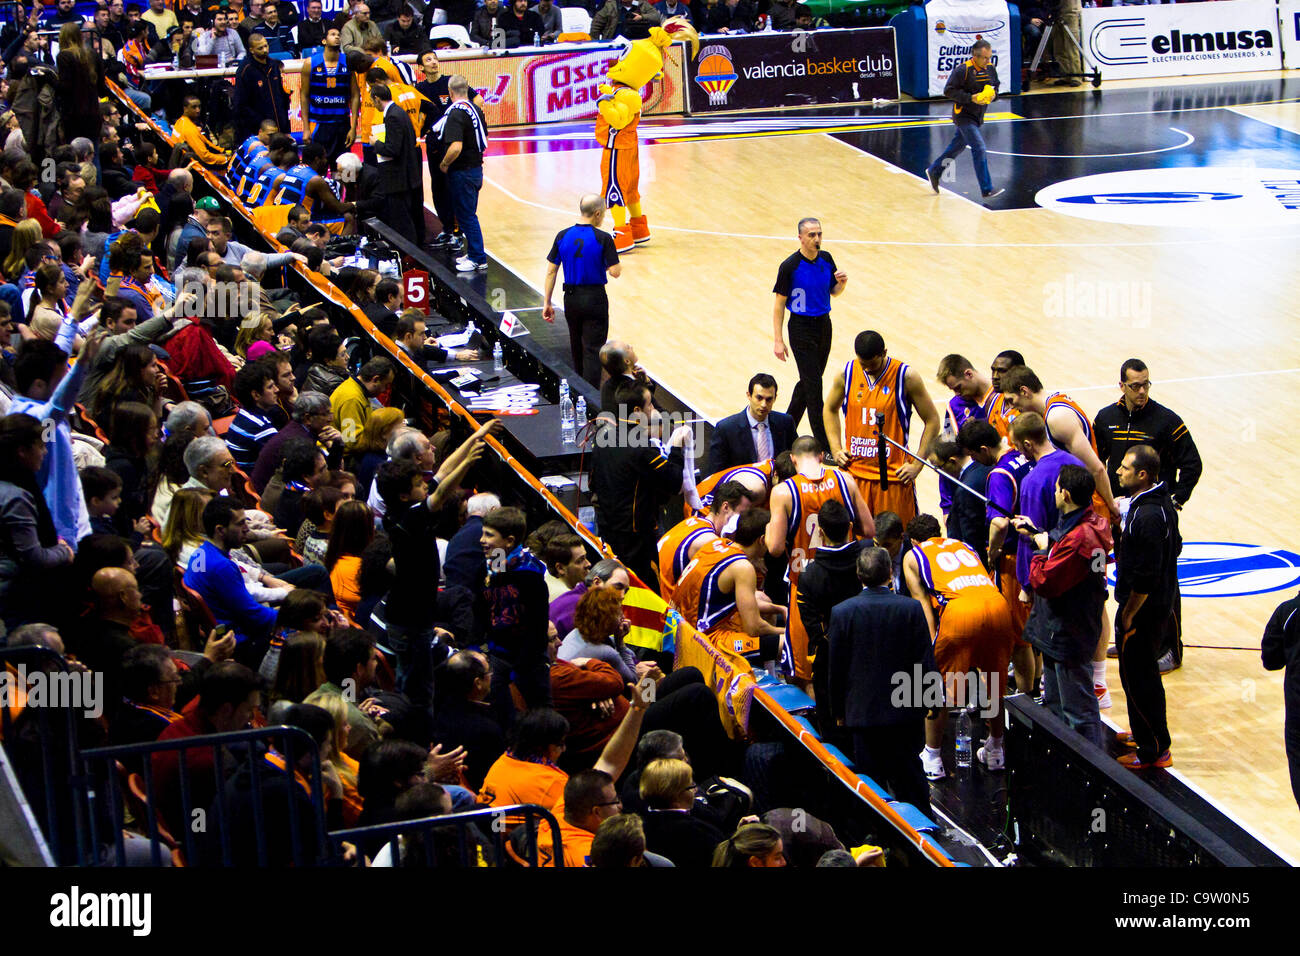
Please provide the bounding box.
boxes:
[595,17,698,253]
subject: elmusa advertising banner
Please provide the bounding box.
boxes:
[1279,0,1300,68]
[1081,0,1281,80]
[687,28,898,113]
[925,0,1014,96]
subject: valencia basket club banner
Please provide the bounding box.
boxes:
[1081,0,1281,80]
[924,0,1014,96]
[687,27,898,114]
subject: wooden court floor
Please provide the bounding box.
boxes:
[434,73,1300,861]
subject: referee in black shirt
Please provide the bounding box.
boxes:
[772,216,847,453]
[543,194,622,386]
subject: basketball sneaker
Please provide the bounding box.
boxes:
[455,256,487,273]
[613,224,634,253]
[1114,731,1138,749]
[927,166,941,193]
[630,214,650,244]
[920,747,945,781]
[1118,750,1172,770]
[977,742,1005,771]
[982,187,1006,200]
[430,232,458,248]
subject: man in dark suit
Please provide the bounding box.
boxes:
[827,546,938,815]
[370,80,422,244]
[599,339,654,414]
[708,373,795,475]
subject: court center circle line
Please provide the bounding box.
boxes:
[985,126,1195,158]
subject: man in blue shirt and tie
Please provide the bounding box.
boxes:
[771,216,847,454]
[543,194,622,386]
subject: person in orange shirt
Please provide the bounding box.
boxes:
[902,513,1015,779]
[325,499,373,624]
[173,95,232,169]
[538,769,623,867]
[477,674,654,825]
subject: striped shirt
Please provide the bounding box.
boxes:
[227,406,279,471]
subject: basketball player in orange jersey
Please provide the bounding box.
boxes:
[958,418,1039,695]
[987,349,1024,440]
[902,514,1016,778]
[823,331,942,526]
[657,480,756,605]
[1000,364,1120,707]
[766,436,874,690]
[687,452,797,519]
[673,510,785,663]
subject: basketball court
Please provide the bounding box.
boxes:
[429,70,1300,861]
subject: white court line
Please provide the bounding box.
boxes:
[482,173,1300,248]
[1096,717,1298,865]
[985,126,1195,159]
[1063,367,1300,393]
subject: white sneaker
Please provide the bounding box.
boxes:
[919,748,946,781]
[455,256,487,273]
[1095,683,1112,709]
[977,744,1005,771]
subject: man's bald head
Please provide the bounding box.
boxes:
[91,567,140,612]
[579,193,605,219]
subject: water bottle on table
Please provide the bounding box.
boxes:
[575,394,587,435]
[492,341,504,372]
[560,381,575,445]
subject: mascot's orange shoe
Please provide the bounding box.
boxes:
[613,224,635,253]
[630,215,650,244]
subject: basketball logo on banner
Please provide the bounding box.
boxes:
[695,45,738,106]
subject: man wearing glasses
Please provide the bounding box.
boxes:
[1094,358,1201,672]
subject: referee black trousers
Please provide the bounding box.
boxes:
[786,312,833,452]
[563,284,609,387]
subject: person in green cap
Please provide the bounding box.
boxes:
[170,195,223,272]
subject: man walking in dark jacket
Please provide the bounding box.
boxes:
[1016,464,1111,748]
[796,499,865,727]
[827,546,937,815]
[1113,444,1180,769]
[926,39,1003,201]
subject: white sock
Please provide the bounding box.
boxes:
[985,736,1004,752]
[924,746,941,758]
[1093,661,1107,687]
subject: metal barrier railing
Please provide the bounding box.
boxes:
[0,646,93,865]
[78,725,328,867]
[329,804,564,868]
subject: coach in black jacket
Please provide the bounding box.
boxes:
[370,81,424,245]
[708,373,795,475]
[1114,445,1181,767]
[590,380,686,594]
[1263,589,1300,814]
[827,547,937,814]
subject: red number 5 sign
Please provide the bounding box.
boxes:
[403,270,430,308]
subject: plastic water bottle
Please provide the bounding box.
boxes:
[492,341,503,372]
[218,49,227,68]
[955,710,972,770]
[575,394,587,433]
[532,30,540,47]
[560,381,575,445]
[172,50,179,68]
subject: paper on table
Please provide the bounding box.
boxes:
[435,331,473,348]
